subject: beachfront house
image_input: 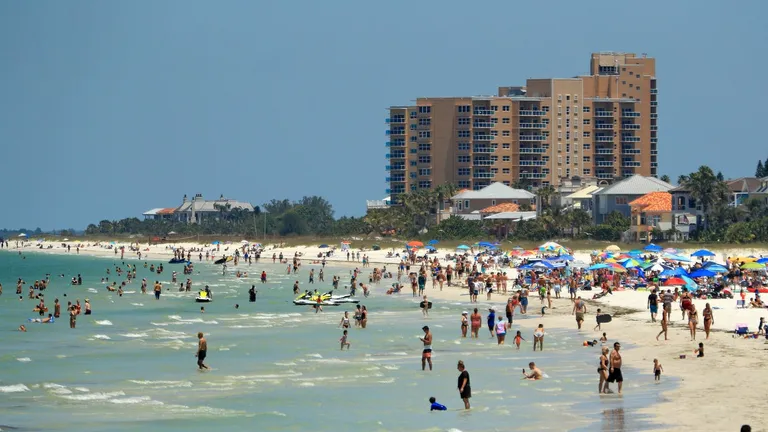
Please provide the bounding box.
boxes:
[451,182,535,215]
[669,185,701,240]
[142,208,177,221]
[366,196,391,211]
[628,191,672,242]
[591,175,673,224]
[725,177,764,207]
[564,185,601,216]
[143,194,254,225]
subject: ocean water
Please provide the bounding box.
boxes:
[0,251,672,431]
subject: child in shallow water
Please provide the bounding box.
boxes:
[514,331,525,350]
[429,397,446,411]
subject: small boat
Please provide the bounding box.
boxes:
[168,258,187,264]
[195,291,212,303]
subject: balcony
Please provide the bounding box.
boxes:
[473,109,494,116]
[473,134,494,141]
[388,152,406,159]
[473,160,495,166]
[621,137,641,143]
[519,172,546,179]
[386,129,405,136]
[650,150,658,156]
[519,123,547,129]
[651,162,658,168]
[651,101,658,107]
[594,124,614,130]
[650,113,658,119]
[622,161,641,167]
[519,160,547,166]
[387,176,406,182]
[386,141,405,147]
[596,136,614,143]
[388,165,406,171]
[622,148,641,155]
[622,111,641,117]
[473,172,495,179]
[594,111,614,117]
[386,118,405,124]
[519,147,547,154]
[650,89,658,94]
[473,146,495,153]
[473,122,494,128]
[596,173,614,179]
[622,124,640,130]
[595,149,614,155]
[519,135,547,142]
[519,110,547,116]
[597,161,614,167]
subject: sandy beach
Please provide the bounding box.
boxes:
[8,238,768,431]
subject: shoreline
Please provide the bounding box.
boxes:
[6,241,768,431]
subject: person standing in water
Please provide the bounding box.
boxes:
[196,332,209,370]
[456,360,471,409]
[420,325,433,371]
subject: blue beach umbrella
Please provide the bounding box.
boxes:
[757,258,768,264]
[211,241,220,245]
[680,275,698,290]
[427,239,439,245]
[456,244,470,250]
[587,263,610,270]
[628,250,643,256]
[660,267,687,277]
[425,245,436,251]
[644,244,663,252]
[319,244,329,248]
[689,268,716,278]
[478,241,494,248]
[691,249,716,258]
[702,262,728,273]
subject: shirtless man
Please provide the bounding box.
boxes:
[196,332,209,370]
[523,362,543,380]
[607,342,623,393]
[420,325,433,371]
[572,296,588,330]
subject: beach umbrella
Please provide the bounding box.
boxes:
[664,253,691,262]
[109,241,116,245]
[608,263,627,273]
[689,268,716,278]
[621,258,641,268]
[533,261,554,269]
[691,249,715,258]
[341,241,352,245]
[649,263,665,273]
[427,239,439,245]
[456,244,470,250]
[680,275,698,290]
[318,244,329,248]
[478,241,495,248]
[742,262,766,271]
[18,233,27,237]
[663,247,679,254]
[660,267,687,277]
[538,241,563,252]
[518,263,534,270]
[663,277,686,286]
[644,243,662,252]
[627,249,643,256]
[211,241,220,245]
[425,245,436,251]
[605,245,621,253]
[552,255,574,261]
[587,263,610,270]
[757,258,768,264]
[702,263,728,273]
[240,240,249,244]
[168,231,177,235]
[513,246,524,251]
[407,241,424,248]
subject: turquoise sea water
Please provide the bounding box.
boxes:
[0,251,672,431]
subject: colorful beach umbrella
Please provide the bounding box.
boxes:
[689,268,716,278]
[628,249,643,256]
[587,263,610,270]
[691,249,715,258]
[407,241,424,247]
[741,262,766,271]
[341,241,352,245]
[211,241,220,245]
[427,239,439,245]
[644,244,662,252]
[456,244,470,250]
[663,277,686,286]
[621,258,640,268]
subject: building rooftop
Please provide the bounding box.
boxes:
[566,185,601,200]
[594,175,673,196]
[452,182,535,200]
[480,203,521,214]
[483,211,538,221]
[629,191,672,213]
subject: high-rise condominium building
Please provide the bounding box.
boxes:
[385,52,658,202]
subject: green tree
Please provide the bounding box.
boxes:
[279,210,309,236]
[659,174,671,183]
[757,160,765,178]
[681,165,728,231]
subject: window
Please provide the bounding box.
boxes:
[566,131,570,140]
[502,118,510,124]
[418,131,431,138]
[583,143,591,150]
[650,214,661,227]
[457,105,471,113]
[502,131,510,137]
[583,119,591,125]
[490,130,498,136]
[457,130,470,138]
[491,200,497,206]
[615,197,628,205]
[464,200,470,208]
[622,81,626,85]
[566,107,570,115]
[583,106,591,113]
[583,131,591,138]
[410,136,417,142]
[583,156,591,162]
[502,168,510,174]
[418,155,431,163]
[566,95,570,101]
[502,156,510,161]
[410,111,417,119]
[583,169,591,175]
[458,142,470,151]
[410,161,417,166]
[502,181,510,186]
[502,143,511,149]
[458,118,470,125]
[458,180,470,189]
[418,168,431,176]
[410,124,417,130]
[502,106,510,111]
[418,143,431,151]
[418,118,431,126]
[458,168,470,176]
[558,132,562,139]
[491,105,498,111]
[418,106,431,113]
[418,181,432,189]
[409,148,417,154]
[457,155,470,163]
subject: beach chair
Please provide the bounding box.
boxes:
[736,300,746,308]
[735,324,749,336]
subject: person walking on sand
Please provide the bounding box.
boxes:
[573,297,587,330]
[607,342,623,394]
[688,303,699,341]
[647,288,659,322]
[599,347,610,393]
[196,332,209,370]
[420,326,433,371]
[702,303,714,339]
[457,360,471,409]
[653,358,663,381]
[656,312,668,341]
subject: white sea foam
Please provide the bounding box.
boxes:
[121,333,148,338]
[60,391,125,401]
[94,320,113,326]
[306,353,323,358]
[16,357,31,362]
[131,303,144,306]
[88,288,99,293]
[109,396,156,404]
[92,334,111,340]
[299,382,315,387]
[0,384,30,393]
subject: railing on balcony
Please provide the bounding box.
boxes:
[519,110,547,116]
[473,122,494,128]
[388,165,406,171]
[622,124,640,130]
[622,162,641,167]
[595,149,614,155]
[596,136,614,142]
[386,141,406,147]
[622,148,641,155]
[519,147,547,154]
[473,172,495,179]
[650,89,658,94]
[519,172,546,179]
[594,124,614,130]
[594,111,614,117]
[387,152,406,159]
[519,160,547,166]
[473,109,494,116]
[622,111,640,117]
[621,137,641,143]
[519,123,546,129]
[596,173,613,179]
[386,118,405,124]
[473,146,495,153]
[473,134,494,141]
[519,135,547,142]
[387,177,406,182]
[473,160,495,166]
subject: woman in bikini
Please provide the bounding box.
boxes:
[702,303,714,339]
[533,324,545,351]
[688,303,699,341]
[460,311,469,338]
[470,308,482,339]
[598,346,610,393]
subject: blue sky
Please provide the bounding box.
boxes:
[1,1,766,230]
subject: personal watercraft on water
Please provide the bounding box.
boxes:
[168,258,188,264]
[195,291,213,302]
[293,298,340,306]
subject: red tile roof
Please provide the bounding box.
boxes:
[480,203,521,213]
[629,192,672,213]
[157,208,176,215]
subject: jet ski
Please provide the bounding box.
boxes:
[329,294,359,304]
[295,291,333,302]
[195,291,212,302]
[168,258,188,264]
[293,298,339,306]
[214,256,233,265]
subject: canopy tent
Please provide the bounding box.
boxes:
[691,249,716,258]
[757,258,768,264]
[318,244,329,248]
[587,263,610,270]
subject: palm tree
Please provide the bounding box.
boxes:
[681,166,728,230]
[535,185,556,214]
[659,174,671,183]
[433,183,458,218]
